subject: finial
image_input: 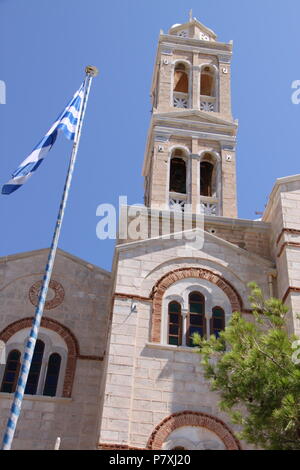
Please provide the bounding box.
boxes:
[189,9,193,22]
[85,65,99,77]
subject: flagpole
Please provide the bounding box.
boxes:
[1,65,98,451]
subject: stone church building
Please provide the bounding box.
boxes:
[0,17,300,450]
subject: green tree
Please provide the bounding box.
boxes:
[194,283,300,450]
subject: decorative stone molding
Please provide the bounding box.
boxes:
[29,280,65,310]
[277,242,300,258]
[114,293,152,303]
[150,267,243,343]
[276,228,300,246]
[0,317,79,398]
[147,411,241,450]
[282,287,300,304]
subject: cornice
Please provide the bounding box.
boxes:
[153,116,237,135]
[153,110,237,127]
[159,42,232,62]
[159,34,232,55]
[0,247,111,277]
[154,125,237,143]
[204,214,271,231]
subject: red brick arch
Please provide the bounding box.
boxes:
[150,267,243,343]
[147,411,241,450]
[0,317,79,398]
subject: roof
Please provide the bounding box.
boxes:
[0,247,111,277]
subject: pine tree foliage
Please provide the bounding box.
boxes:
[194,283,300,450]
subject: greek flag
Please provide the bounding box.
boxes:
[2,82,84,195]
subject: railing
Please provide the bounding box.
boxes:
[200,95,216,112]
[173,92,189,109]
[169,194,219,215]
[169,192,188,212]
[200,196,219,216]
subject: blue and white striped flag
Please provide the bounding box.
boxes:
[2,82,84,195]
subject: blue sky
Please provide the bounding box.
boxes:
[1,0,300,271]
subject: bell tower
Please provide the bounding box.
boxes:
[143,17,238,218]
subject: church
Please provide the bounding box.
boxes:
[0,16,300,450]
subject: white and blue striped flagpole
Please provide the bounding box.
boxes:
[1,65,98,450]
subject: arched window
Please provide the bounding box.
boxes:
[174,63,188,93]
[169,151,186,194]
[200,161,214,197]
[187,292,206,346]
[43,353,61,397]
[200,66,215,97]
[211,307,225,338]
[0,325,70,397]
[25,339,45,395]
[1,350,21,393]
[173,63,189,108]
[168,301,182,346]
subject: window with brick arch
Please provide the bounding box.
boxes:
[173,63,189,93]
[0,349,21,393]
[211,307,225,338]
[168,301,182,346]
[0,328,68,397]
[187,292,206,346]
[169,152,187,194]
[200,66,215,97]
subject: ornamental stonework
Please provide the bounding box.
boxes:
[29,279,65,310]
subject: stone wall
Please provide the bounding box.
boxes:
[0,248,111,450]
[264,175,300,336]
[99,231,273,449]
